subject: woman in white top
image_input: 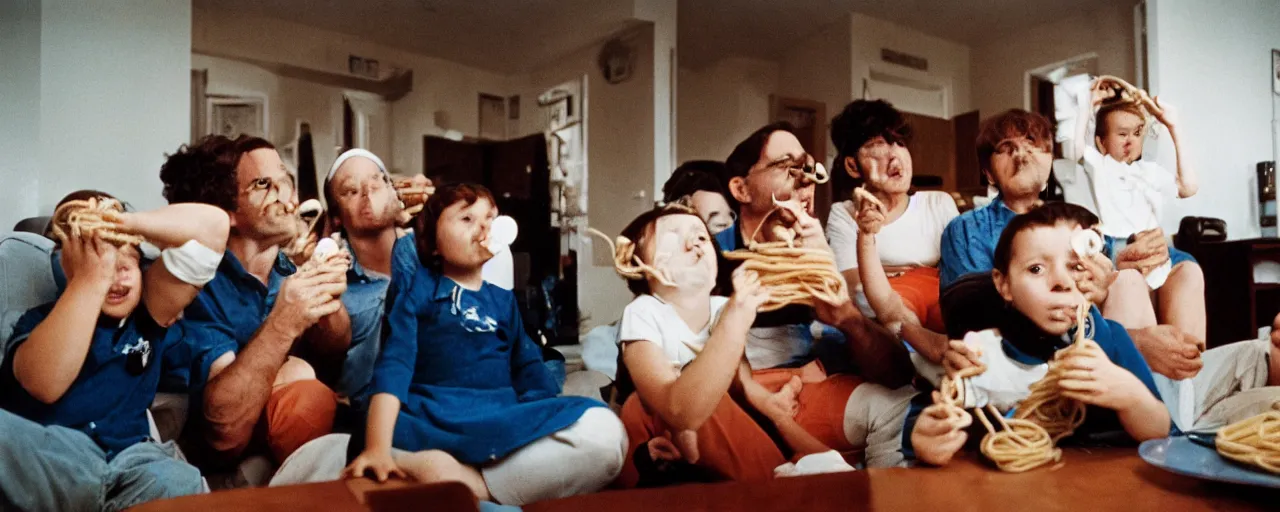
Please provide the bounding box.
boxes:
[827,100,959,363]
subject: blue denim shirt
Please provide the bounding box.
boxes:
[185,250,295,346]
[938,196,1116,289]
[337,233,418,400]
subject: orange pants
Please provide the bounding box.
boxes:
[615,363,861,487]
[750,362,860,453]
[261,379,337,462]
[890,267,945,333]
[616,393,785,488]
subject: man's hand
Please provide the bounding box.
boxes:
[1116,229,1170,276]
[794,211,829,251]
[1128,325,1203,380]
[268,266,348,340]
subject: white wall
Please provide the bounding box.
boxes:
[192,53,345,189]
[35,0,191,216]
[971,3,1135,120]
[635,0,677,199]
[0,0,43,228]
[192,7,508,179]
[677,57,780,163]
[511,25,658,328]
[777,18,854,169]
[851,13,972,119]
[1147,0,1280,239]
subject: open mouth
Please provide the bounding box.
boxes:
[106,287,130,305]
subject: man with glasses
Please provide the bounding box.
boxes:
[711,123,916,468]
[159,135,349,468]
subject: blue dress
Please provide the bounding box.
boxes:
[370,262,604,465]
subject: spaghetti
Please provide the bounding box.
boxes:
[721,197,846,312]
[49,197,144,247]
[1215,403,1280,474]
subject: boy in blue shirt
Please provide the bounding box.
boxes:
[0,192,229,510]
[909,202,1170,466]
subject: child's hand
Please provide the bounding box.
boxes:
[1072,252,1116,305]
[911,400,970,466]
[752,375,803,424]
[1149,96,1178,129]
[1090,79,1115,107]
[62,232,119,288]
[343,449,406,483]
[942,339,983,375]
[729,267,770,313]
[1057,340,1151,412]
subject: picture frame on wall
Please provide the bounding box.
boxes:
[207,95,268,139]
[1272,49,1280,95]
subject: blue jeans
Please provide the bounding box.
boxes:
[0,409,203,512]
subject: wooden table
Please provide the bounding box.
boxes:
[131,449,1277,512]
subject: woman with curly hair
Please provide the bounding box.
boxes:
[826,100,959,364]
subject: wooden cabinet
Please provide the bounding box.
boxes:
[1182,238,1280,347]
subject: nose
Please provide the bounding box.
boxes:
[1048,264,1076,293]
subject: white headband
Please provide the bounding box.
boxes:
[326,148,388,183]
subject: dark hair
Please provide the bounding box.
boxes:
[992,202,1100,274]
[46,189,125,244]
[1094,101,1147,138]
[615,204,720,297]
[829,100,913,199]
[724,122,797,181]
[661,160,730,205]
[413,182,496,271]
[159,134,275,211]
[975,109,1053,185]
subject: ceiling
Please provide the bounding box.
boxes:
[196,0,1126,73]
[677,0,1125,67]
[194,0,640,74]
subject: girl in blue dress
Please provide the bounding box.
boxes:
[343,183,626,506]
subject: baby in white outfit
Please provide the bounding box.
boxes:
[1059,76,1199,289]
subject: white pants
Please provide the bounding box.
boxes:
[1154,339,1278,432]
[270,407,626,506]
[843,383,916,468]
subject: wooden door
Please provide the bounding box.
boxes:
[952,110,982,196]
[901,112,954,191]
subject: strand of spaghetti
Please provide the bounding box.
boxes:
[50,198,144,246]
[586,227,677,287]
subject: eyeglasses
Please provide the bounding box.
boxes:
[243,176,296,207]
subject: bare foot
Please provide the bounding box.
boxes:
[398,450,492,502]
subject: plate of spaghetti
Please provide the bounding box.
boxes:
[1139,411,1280,489]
